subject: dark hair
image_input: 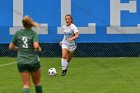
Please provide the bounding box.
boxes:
[22,19,32,29]
[65,14,74,23]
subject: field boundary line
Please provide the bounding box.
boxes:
[0,62,17,67]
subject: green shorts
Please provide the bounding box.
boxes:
[17,62,41,72]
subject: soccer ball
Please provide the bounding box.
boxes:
[48,68,57,76]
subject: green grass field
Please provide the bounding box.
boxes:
[0,57,140,93]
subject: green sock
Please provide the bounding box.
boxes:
[35,86,43,93]
[23,88,29,93]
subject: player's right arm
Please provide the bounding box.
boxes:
[33,32,42,52]
[59,25,66,46]
[33,42,42,52]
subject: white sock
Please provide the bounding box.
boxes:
[61,58,68,70]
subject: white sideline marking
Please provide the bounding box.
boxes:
[0,62,17,67]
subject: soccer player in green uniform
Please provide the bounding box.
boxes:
[9,16,42,93]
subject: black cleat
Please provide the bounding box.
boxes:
[61,69,67,76]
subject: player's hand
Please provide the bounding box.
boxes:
[67,38,73,42]
[38,46,42,52]
[59,41,62,46]
[35,46,42,52]
[31,22,40,28]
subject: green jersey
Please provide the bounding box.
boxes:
[12,29,40,64]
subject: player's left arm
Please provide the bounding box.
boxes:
[68,24,79,42]
[68,32,79,42]
[9,32,19,51]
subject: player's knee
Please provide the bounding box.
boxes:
[23,81,30,87]
[67,59,71,62]
[67,56,72,62]
[62,55,67,59]
[23,85,30,88]
[34,81,41,86]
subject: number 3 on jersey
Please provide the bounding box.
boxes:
[22,36,28,48]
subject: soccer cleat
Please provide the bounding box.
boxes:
[61,69,67,76]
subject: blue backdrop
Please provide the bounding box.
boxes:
[0,0,140,43]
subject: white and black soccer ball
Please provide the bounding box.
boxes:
[48,68,57,76]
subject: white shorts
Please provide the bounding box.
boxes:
[62,43,77,52]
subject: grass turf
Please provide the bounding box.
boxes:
[0,57,140,93]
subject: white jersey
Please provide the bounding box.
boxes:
[62,24,78,47]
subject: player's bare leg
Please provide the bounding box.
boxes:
[20,72,30,93]
[31,70,42,93]
[64,51,74,74]
[67,51,75,62]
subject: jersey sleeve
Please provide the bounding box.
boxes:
[11,31,18,44]
[33,32,39,42]
[72,24,78,33]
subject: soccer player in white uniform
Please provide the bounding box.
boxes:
[60,14,79,76]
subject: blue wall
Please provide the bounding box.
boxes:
[0,0,140,43]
